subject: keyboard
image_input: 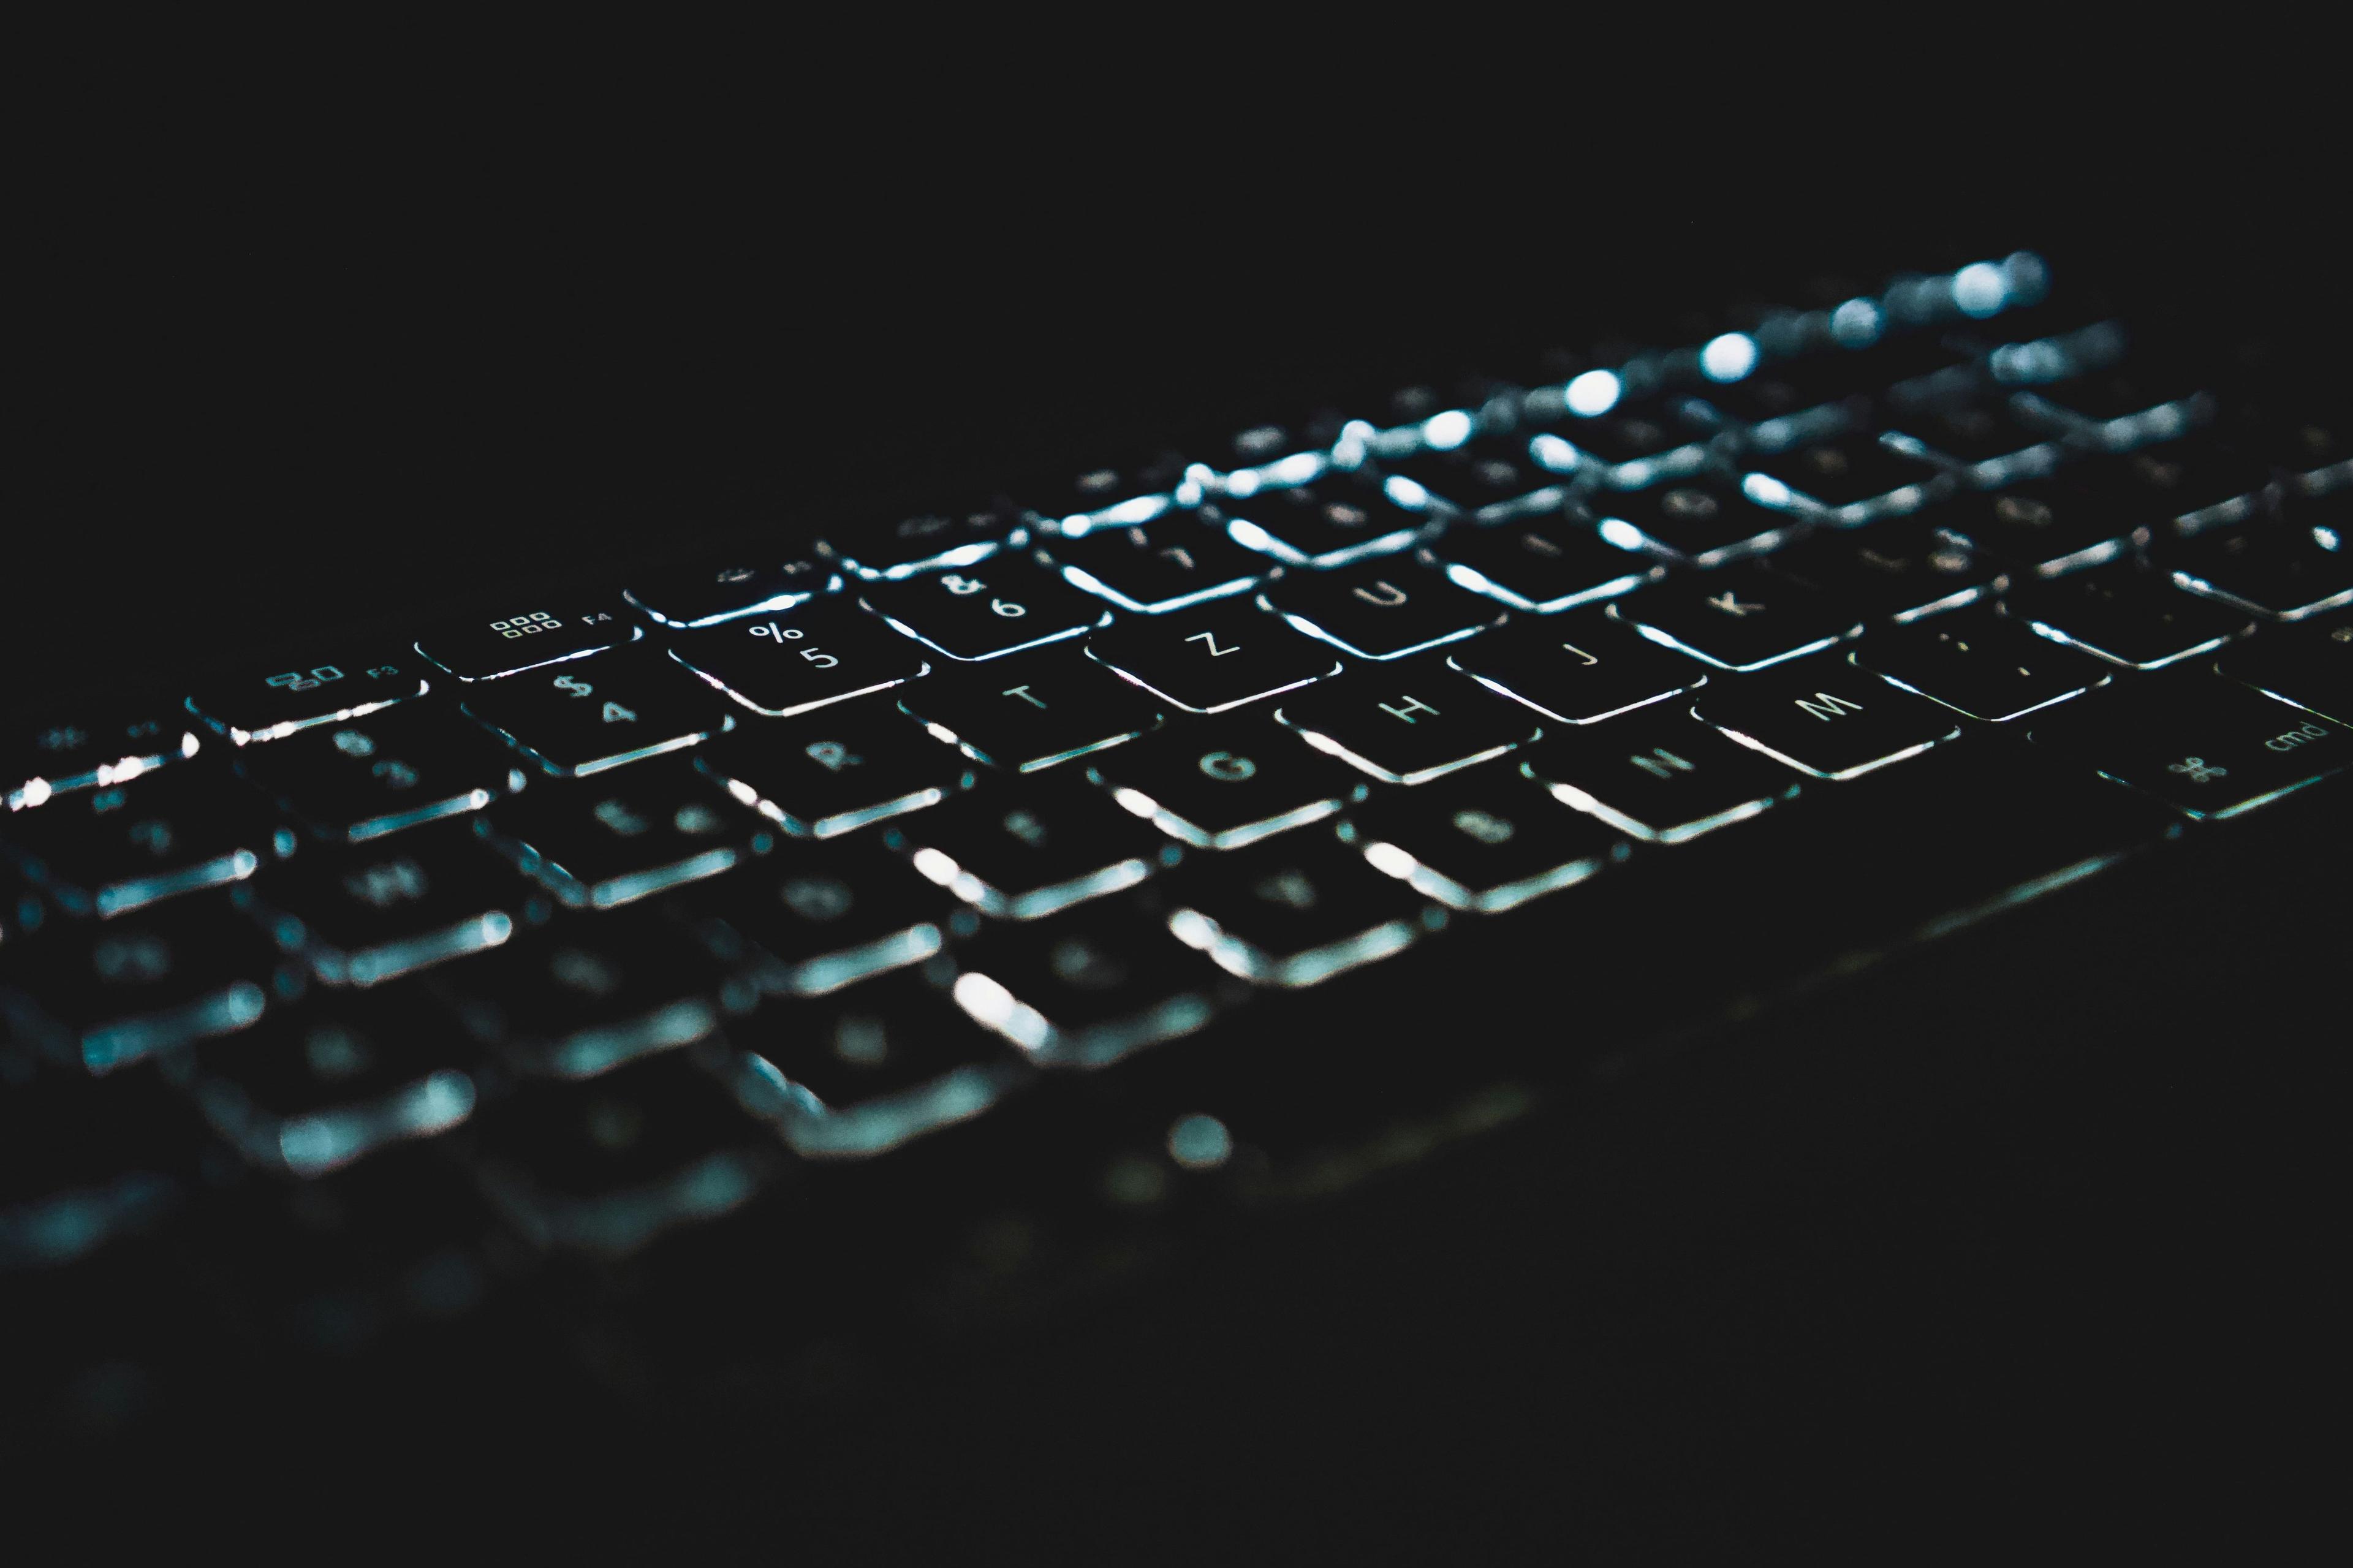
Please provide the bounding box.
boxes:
[4,249,2350,1437]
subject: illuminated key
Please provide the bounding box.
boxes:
[477,757,770,909]
[1165,839,1438,988]
[896,645,1162,773]
[1518,712,1798,843]
[1259,560,1506,661]
[415,605,637,682]
[885,776,1172,920]
[697,696,972,838]
[1086,721,1362,850]
[1691,656,1961,780]
[1449,610,1707,725]
[1273,665,1538,785]
[1340,773,1622,912]
[1086,599,1339,715]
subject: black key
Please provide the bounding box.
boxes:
[893,646,1162,773]
[1272,664,1539,785]
[668,597,928,718]
[1086,720,1363,850]
[0,893,294,1072]
[1760,520,1998,623]
[947,896,1223,1067]
[1205,477,1428,568]
[681,843,951,996]
[2012,357,2213,447]
[1085,599,1339,715]
[2218,397,2353,496]
[186,648,428,747]
[233,702,529,843]
[4,706,200,812]
[1743,436,1950,525]
[1584,479,1800,567]
[1016,452,1198,532]
[1165,838,1439,987]
[2166,512,2353,621]
[434,908,726,1079]
[1681,360,1869,450]
[1037,517,1264,614]
[1853,609,2112,722]
[1691,655,1962,780]
[1534,403,1710,487]
[241,822,522,986]
[2094,441,2277,537]
[1259,561,1507,661]
[1448,609,1707,725]
[478,756,772,909]
[2217,613,2352,724]
[172,986,478,1175]
[1377,438,1566,520]
[1925,482,2147,579]
[694,697,972,838]
[1883,403,2062,486]
[883,776,1172,919]
[1338,771,1622,912]
[1518,711,1799,843]
[415,604,638,683]
[2005,563,2254,671]
[858,558,1108,662]
[1,768,289,918]
[1429,510,1662,614]
[460,648,733,776]
[2027,675,2351,819]
[817,498,1028,581]
[623,558,836,629]
[1610,566,1862,672]
[721,974,1029,1157]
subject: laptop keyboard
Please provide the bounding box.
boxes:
[6,252,2352,1398]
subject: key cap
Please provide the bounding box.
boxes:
[1426,511,1662,612]
[2027,674,2351,819]
[1610,566,1862,672]
[815,496,1028,581]
[695,696,972,837]
[1165,838,1439,987]
[1260,560,1507,661]
[1692,654,1962,779]
[1924,482,2145,579]
[1206,477,1429,568]
[1882,403,2063,487]
[1680,359,1870,451]
[1376,437,1566,520]
[1339,770,1623,912]
[721,973,1029,1157]
[1017,452,1198,532]
[2012,357,2213,449]
[434,907,726,1079]
[415,604,638,682]
[669,597,928,718]
[1086,720,1364,850]
[893,645,1162,773]
[884,775,1172,919]
[623,558,836,627]
[233,702,529,843]
[1536,402,1710,487]
[186,649,428,746]
[2217,613,2352,723]
[1085,599,1339,714]
[1585,479,1801,567]
[2166,512,2353,621]
[4,706,200,811]
[1448,608,1708,725]
[1518,711,1799,843]
[681,842,951,996]
[460,648,733,776]
[241,821,521,985]
[947,895,1224,1067]
[1760,519,1998,623]
[172,986,478,1175]
[2006,563,2254,671]
[2095,441,2278,537]
[1038,517,1265,614]
[858,558,1108,662]
[1272,663,1539,785]
[2218,396,2352,496]
[478,756,771,909]
[1852,608,2112,722]
[4,766,290,919]
[1743,436,1950,526]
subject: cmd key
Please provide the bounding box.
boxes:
[2026,673,2351,819]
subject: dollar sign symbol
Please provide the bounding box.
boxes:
[553,675,593,697]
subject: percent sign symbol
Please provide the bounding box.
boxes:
[749,621,805,642]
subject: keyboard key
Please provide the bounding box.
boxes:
[1086,721,1363,849]
[1272,664,1539,785]
[1017,452,1198,532]
[1085,599,1339,714]
[1744,437,1950,526]
[1924,482,2145,579]
[2027,675,2351,819]
[682,843,950,996]
[1680,360,1870,451]
[695,697,972,837]
[1448,609,1707,725]
[883,776,1172,919]
[434,908,726,1078]
[1376,438,1567,520]
[1883,403,2062,487]
[1610,566,1862,672]
[0,1069,195,1256]
[623,558,836,629]
[1518,711,1799,843]
[4,706,200,811]
[2165,512,2353,621]
[1537,403,1710,488]
[2,765,287,919]
[2095,441,2278,537]
[858,558,1108,662]
[1427,512,1662,612]
[2012,357,2213,449]
[186,650,428,746]
[243,822,520,986]
[816,497,1027,580]
[2006,564,2254,670]
[893,646,1162,773]
[478,757,771,909]
[1165,839,1439,987]
[1038,517,1265,614]
[1852,609,2112,722]
[1339,771,1622,912]
[1585,479,1799,567]
[1260,561,1506,661]
[1691,655,1961,779]
[415,605,638,682]
[2216,613,2352,723]
[722,973,1029,1157]
[668,597,928,718]
[1206,477,1428,568]
[233,703,529,843]
[1760,519,1998,623]
[948,896,1222,1067]
[460,648,733,776]
[2218,397,2352,496]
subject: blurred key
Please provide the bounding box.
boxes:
[895,646,1161,773]
[1538,401,1710,488]
[1,768,287,917]
[1427,512,1662,613]
[1610,566,1862,672]
[2165,510,2353,621]
[0,1069,195,1263]
[436,907,726,1079]
[1086,720,1362,850]
[1744,437,1950,526]
[1761,519,1997,623]
[1086,599,1339,715]
[1518,711,1799,843]
[624,558,835,628]
[949,896,1222,1067]
[1586,479,1798,567]
[2006,562,2254,670]
[1925,482,2145,579]
[1449,609,1707,725]
[1692,655,1961,780]
[683,842,950,996]
[1260,560,1506,661]
[187,649,427,746]
[479,756,771,909]
[884,776,1172,919]
[1207,477,1428,569]
[2216,613,2351,723]
[415,604,638,682]
[1376,437,1566,520]
[244,822,520,986]
[1165,838,1438,988]
[2026,674,2351,819]
[461,648,732,776]
[2097,441,2278,537]
[1039,516,1264,614]
[1339,771,1622,912]
[2218,397,2352,496]
[1881,403,2061,487]
[1852,609,2111,722]
[1015,452,1198,533]
[2012,356,2213,449]
[4,706,200,812]
[860,558,1108,662]
[235,702,528,843]
[816,497,1026,581]
[695,696,972,838]
[1273,664,1538,785]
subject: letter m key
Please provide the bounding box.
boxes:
[1794,691,1865,722]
